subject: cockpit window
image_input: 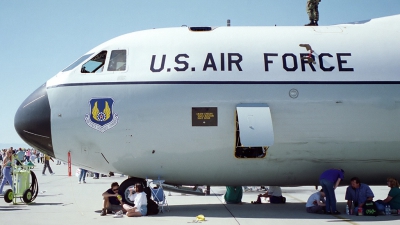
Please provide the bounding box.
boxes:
[62,53,93,72]
[107,50,126,71]
[81,51,107,73]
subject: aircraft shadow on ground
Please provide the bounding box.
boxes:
[152,202,400,221]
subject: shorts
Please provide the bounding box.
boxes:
[138,205,147,216]
[107,204,123,212]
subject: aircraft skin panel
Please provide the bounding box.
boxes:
[47,15,400,88]
[47,83,400,186]
[16,14,400,186]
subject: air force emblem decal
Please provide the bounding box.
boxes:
[85,98,119,132]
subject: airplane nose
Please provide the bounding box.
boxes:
[14,83,54,157]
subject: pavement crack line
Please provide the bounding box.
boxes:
[285,193,360,225]
[212,188,241,225]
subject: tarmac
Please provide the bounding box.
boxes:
[1,162,400,225]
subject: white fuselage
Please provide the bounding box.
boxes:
[40,15,400,186]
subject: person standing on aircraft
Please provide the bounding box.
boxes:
[42,154,55,175]
[101,182,125,216]
[306,189,326,213]
[319,168,344,214]
[305,0,320,26]
[345,177,374,215]
[0,149,13,194]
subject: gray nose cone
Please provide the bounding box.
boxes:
[14,83,54,157]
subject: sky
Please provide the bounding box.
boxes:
[1,0,399,149]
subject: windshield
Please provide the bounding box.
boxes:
[81,51,107,73]
[62,53,93,72]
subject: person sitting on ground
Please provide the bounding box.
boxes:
[306,189,326,214]
[375,177,400,213]
[252,186,286,204]
[224,186,243,204]
[122,183,147,217]
[100,182,125,216]
[345,177,374,215]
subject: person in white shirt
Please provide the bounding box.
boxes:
[306,189,326,214]
[123,183,148,217]
[252,186,286,204]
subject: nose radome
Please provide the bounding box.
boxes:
[14,83,54,157]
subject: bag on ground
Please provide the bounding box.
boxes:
[364,200,378,216]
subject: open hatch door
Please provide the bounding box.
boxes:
[235,103,274,158]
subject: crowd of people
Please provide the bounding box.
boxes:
[0,147,60,195]
[307,171,400,216]
[0,147,56,176]
[3,147,399,218]
[222,168,400,217]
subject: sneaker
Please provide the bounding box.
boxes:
[42,174,46,176]
[78,181,81,184]
[83,181,86,183]
[113,214,123,218]
[100,209,107,216]
[51,173,55,175]
[106,209,113,214]
[332,210,341,215]
[93,177,99,179]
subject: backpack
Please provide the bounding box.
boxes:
[144,187,159,215]
[364,200,378,216]
[146,199,159,215]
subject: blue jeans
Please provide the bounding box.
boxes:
[320,179,337,212]
[375,200,387,212]
[78,169,87,182]
[0,166,13,193]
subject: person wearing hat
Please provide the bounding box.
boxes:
[319,168,344,214]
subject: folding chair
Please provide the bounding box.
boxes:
[149,180,170,212]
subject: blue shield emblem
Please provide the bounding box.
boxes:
[85,98,118,132]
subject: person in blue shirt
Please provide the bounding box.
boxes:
[319,168,344,214]
[345,177,374,215]
[15,148,25,166]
